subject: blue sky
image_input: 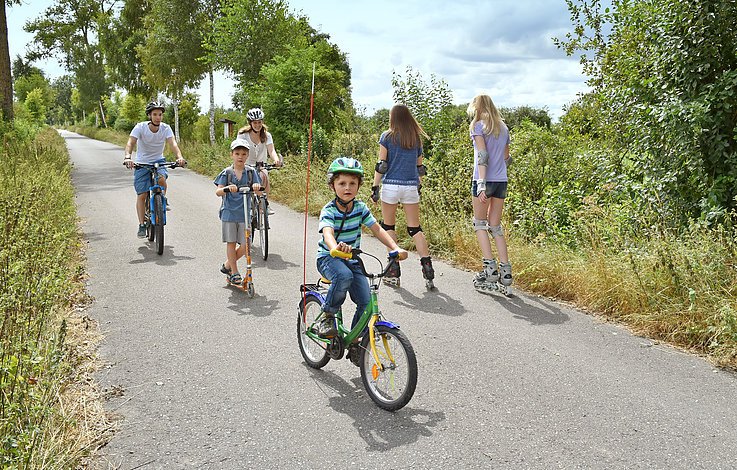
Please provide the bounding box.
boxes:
[7,0,591,119]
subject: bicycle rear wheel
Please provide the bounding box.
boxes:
[153,193,164,255]
[360,325,417,411]
[297,296,329,368]
[146,194,155,241]
[258,197,269,260]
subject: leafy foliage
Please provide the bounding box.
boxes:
[557,0,737,222]
[249,41,352,151]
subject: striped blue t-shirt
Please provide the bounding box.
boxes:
[317,199,377,258]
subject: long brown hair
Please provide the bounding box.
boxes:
[237,122,269,143]
[387,104,428,149]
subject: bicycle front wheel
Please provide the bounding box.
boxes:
[153,193,164,255]
[258,197,269,260]
[297,296,329,368]
[360,325,417,411]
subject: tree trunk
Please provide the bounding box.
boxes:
[174,97,180,142]
[0,2,14,121]
[208,68,215,145]
[99,100,107,127]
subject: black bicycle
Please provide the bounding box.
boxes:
[249,163,281,261]
[127,161,184,255]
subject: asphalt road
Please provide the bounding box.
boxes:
[63,130,737,469]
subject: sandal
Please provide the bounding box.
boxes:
[220,263,232,275]
[228,273,243,286]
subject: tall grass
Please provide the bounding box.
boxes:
[1,124,110,467]
[68,125,737,367]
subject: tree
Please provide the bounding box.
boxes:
[13,72,52,103]
[209,0,309,83]
[99,0,152,97]
[11,55,42,80]
[25,0,115,124]
[24,88,47,123]
[248,41,352,151]
[138,0,208,140]
[500,105,552,132]
[1,1,20,121]
[557,0,737,222]
[48,75,75,124]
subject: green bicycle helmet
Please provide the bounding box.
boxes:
[327,157,364,184]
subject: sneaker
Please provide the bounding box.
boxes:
[165,197,172,211]
[267,206,275,215]
[316,314,337,338]
[220,263,231,275]
[137,224,146,238]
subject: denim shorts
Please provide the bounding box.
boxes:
[134,159,169,195]
[470,180,507,199]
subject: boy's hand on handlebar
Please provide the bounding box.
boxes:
[123,155,134,169]
[176,157,186,167]
[227,184,238,194]
[389,249,408,261]
[336,241,352,253]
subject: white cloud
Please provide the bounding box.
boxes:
[8,0,591,120]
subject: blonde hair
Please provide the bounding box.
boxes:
[467,94,505,138]
[387,104,429,149]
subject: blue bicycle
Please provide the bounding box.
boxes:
[129,161,183,255]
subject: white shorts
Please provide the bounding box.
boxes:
[381,184,420,204]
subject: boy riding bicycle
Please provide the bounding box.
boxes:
[316,157,405,337]
[214,139,263,286]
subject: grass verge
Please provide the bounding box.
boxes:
[1,125,112,467]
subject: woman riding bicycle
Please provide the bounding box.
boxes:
[236,108,282,210]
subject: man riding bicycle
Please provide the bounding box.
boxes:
[124,101,186,238]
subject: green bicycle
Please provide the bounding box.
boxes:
[298,248,418,411]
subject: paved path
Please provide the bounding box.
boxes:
[63,130,737,469]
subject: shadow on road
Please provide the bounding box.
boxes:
[82,231,108,243]
[224,286,280,317]
[499,293,570,326]
[253,253,301,271]
[393,287,467,317]
[129,245,195,266]
[307,368,445,451]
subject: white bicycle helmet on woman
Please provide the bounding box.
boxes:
[247,107,265,122]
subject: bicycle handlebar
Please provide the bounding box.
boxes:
[329,248,407,279]
[124,161,186,169]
